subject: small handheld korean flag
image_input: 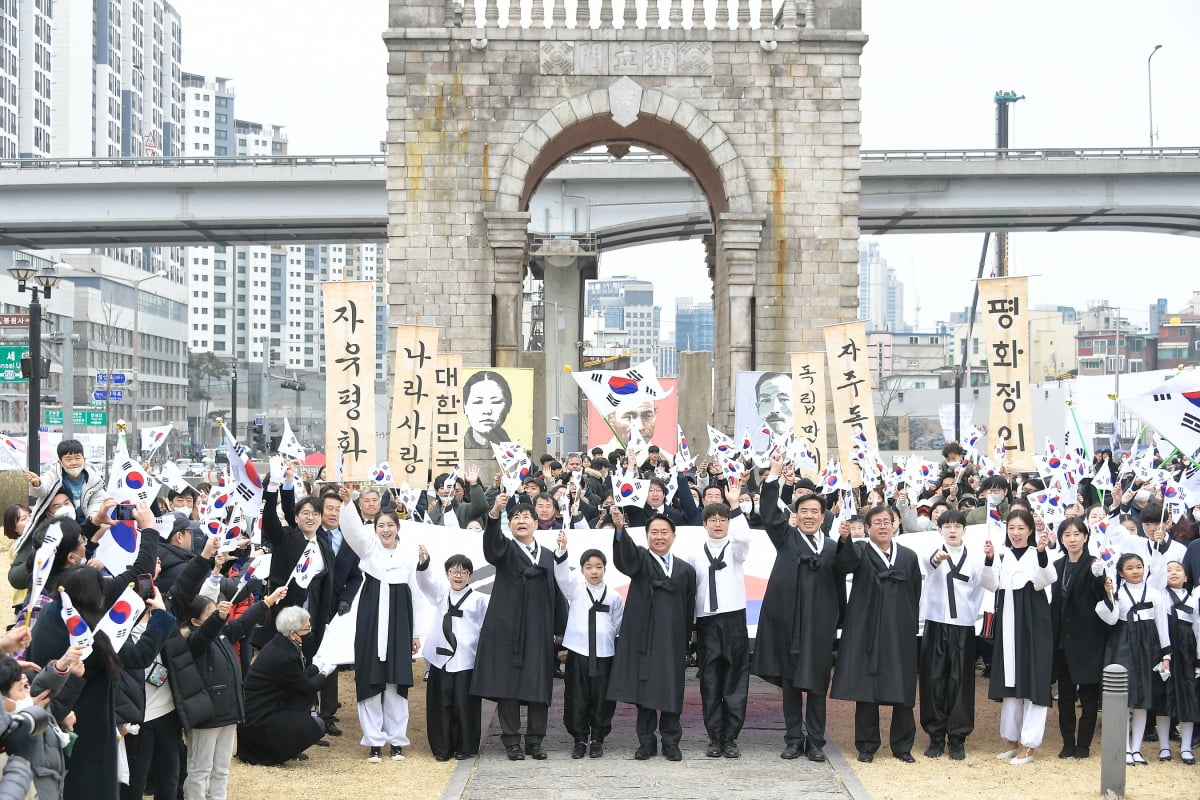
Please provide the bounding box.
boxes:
[60,589,94,660]
[157,460,190,493]
[0,435,24,469]
[278,418,306,461]
[1121,368,1200,458]
[95,585,145,653]
[140,424,173,457]
[95,513,140,577]
[290,538,319,589]
[610,472,650,508]
[26,522,63,626]
[231,558,262,604]
[108,454,158,505]
[372,462,394,485]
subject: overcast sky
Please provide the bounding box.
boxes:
[170,0,1200,335]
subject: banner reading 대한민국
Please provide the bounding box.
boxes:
[431,353,464,471]
[323,281,376,481]
[978,276,1035,471]
[791,352,829,478]
[388,325,439,480]
[822,321,878,487]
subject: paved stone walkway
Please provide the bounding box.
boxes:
[447,672,864,800]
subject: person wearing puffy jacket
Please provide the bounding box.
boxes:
[181,585,285,800]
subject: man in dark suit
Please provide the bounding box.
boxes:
[254,480,336,672]
[316,486,363,737]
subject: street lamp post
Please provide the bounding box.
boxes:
[8,259,61,473]
[1148,44,1162,148]
[125,270,167,457]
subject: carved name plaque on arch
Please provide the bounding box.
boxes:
[540,41,712,76]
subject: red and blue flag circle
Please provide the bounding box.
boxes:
[65,615,88,636]
[108,601,133,624]
[125,471,146,489]
[607,376,639,395]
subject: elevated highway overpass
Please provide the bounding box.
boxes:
[0,147,1198,249]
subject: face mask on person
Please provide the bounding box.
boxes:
[64,466,83,479]
[739,500,752,514]
[1192,508,1200,523]
[1134,490,1151,505]
[53,504,75,519]
[9,697,33,712]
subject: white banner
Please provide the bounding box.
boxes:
[978,277,1035,471]
[822,321,878,486]
[323,281,377,481]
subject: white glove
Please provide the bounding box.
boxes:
[268,456,286,488]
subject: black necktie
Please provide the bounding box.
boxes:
[943,547,969,619]
[704,542,729,612]
[587,586,610,677]
[436,589,472,659]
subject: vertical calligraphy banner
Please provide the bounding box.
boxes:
[978,276,1035,471]
[431,353,464,472]
[322,281,377,481]
[790,352,829,478]
[388,325,440,482]
[822,321,878,487]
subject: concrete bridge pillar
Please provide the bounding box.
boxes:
[715,213,765,429]
[485,211,532,368]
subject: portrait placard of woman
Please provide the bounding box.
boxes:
[463,370,514,448]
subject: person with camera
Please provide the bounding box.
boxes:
[0,643,85,800]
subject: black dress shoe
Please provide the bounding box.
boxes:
[324,720,343,737]
[857,751,874,763]
[662,744,682,762]
[805,742,826,762]
[455,752,471,761]
[723,741,740,759]
[527,742,547,760]
[781,743,803,760]
[1058,744,1075,759]
[924,741,944,759]
[291,753,310,762]
[590,740,603,758]
[634,744,656,760]
[572,741,587,759]
[895,752,915,763]
[506,745,525,761]
[1073,746,1090,759]
[948,742,966,761]
[435,754,452,762]
[706,740,723,758]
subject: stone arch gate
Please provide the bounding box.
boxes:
[385,0,864,434]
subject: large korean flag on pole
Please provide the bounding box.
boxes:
[1121,368,1200,457]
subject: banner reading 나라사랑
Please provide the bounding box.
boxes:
[822,321,878,487]
[323,281,377,481]
[431,353,464,471]
[791,352,829,478]
[388,325,440,479]
[977,276,1035,471]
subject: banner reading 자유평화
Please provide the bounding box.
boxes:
[323,281,376,481]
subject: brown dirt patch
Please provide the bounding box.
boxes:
[826,679,1198,800]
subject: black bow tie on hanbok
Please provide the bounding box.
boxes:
[521,565,546,580]
[705,543,729,611]
[436,589,472,659]
[797,553,821,570]
[651,579,676,593]
[587,587,610,677]
[875,569,906,584]
[1130,600,1154,615]
[1171,591,1195,618]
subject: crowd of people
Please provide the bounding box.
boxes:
[2,433,1200,798]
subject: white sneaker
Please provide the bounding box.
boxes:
[996,748,1020,760]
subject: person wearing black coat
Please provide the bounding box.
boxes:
[250,484,335,664]
[122,538,219,800]
[752,457,843,763]
[606,508,696,762]
[155,514,201,594]
[1051,517,1109,759]
[314,488,362,737]
[182,586,282,800]
[30,565,174,800]
[622,471,702,528]
[237,608,331,765]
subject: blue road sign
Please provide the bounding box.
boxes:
[93,390,107,402]
[109,389,124,401]
[110,373,127,385]
[96,373,108,383]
